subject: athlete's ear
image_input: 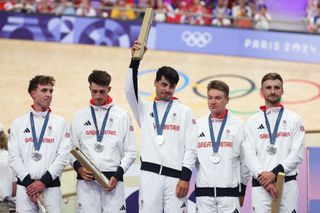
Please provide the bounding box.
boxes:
[108,86,111,93]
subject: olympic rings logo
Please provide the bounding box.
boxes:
[181,31,212,48]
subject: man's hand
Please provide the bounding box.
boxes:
[26,180,45,198]
[105,176,118,192]
[265,183,278,200]
[258,171,276,187]
[77,167,94,180]
[131,40,147,58]
[239,195,245,207]
[176,180,189,198]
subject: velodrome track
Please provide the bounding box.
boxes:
[1,38,319,211]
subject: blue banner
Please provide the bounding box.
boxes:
[1,11,320,63]
[156,23,320,63]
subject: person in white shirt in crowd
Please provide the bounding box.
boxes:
[244,73,305,213]
[125,41,197,213]
[254,4,272,30]
[195,80,250,213]
[0,123,16,213]
[76,0,97,17]
[212,0,232,26]
[71,70,136,213]
[8,75,71,212]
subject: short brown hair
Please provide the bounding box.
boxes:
[261,73,283,86]
[207,80,229,98]
[88,70,111,86]
[28,75,55,94]
[0,131,8,150]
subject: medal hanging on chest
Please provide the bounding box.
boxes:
[264,107,283,156]
[208,112,228,164]
[30,112,50,161]
[90,106,112,153]
[210,153,221,164]
[266,144,277,155]
[153,100,172,146]
[94,142,104,153]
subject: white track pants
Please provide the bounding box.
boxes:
[196,196,240,213]
[251,180,298,213]
[138,171,188,213]
[76,180,126,213]
[16,185,61,213]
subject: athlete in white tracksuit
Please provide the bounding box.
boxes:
[71,70,136,213]
[195,80,250,213]
[8,75,71,213]
[244,73,305,213]
[125,42,197,213]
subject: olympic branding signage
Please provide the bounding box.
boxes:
[181,31,212,48]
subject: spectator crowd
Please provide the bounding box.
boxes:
[0,0,276,31]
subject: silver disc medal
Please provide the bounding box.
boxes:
[94,142,104,153]
[267,145,277,155]
[32,151,42,161]
[156,135,165,146]
[210,153,221,164]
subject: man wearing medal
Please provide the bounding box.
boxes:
[71,70,136,212]
[195,80,250,212]
[244,73,305,212]
[8,75,71,212]
[125,41,197,212]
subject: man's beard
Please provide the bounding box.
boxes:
[267,96,281,105]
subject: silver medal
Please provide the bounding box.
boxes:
[210,153,221,164]
[32,151,42,161]
[94,142,104,153]
[156,135,165,146]
[267,145,277,155]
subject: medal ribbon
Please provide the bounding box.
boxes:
[264,107,284,146]
[30,111,50,152]
[90,106,112,142]
[208,112,228,154]
[153,100,173,136]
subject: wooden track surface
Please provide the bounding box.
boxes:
[1,38,320,138]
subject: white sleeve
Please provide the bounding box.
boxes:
[8,121,29,182]
[47,120,71,179]
[182,109,197,173]
[244,119,263,179]
[280,116,305,173]
[70,115,81,166]
[239,123,250,185]
[124,66,145,127]
[119,112,137,173]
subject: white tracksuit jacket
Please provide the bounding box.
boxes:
[244,106,305,179]
[125,61,197,179]
[8,107,71,187]
[196,111,250,192]
[70,98,136,177]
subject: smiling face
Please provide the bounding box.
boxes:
[154,76,176,101]
[260,79,283,107]
[207,89,229,117]
[31,84,53,111]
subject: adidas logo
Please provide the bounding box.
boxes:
[119,205,126,211]
[258,124,265,129]
[150,112,154,118]
[198,132,205,138]
[84,121,91,126]
[23,128,30,133]
[180,202,186,208]
[232,209,239,213]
